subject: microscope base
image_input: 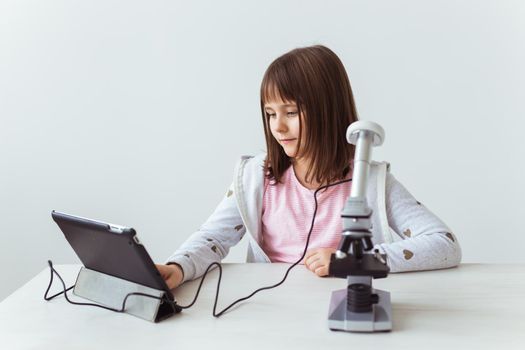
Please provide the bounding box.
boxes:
[328,286,392,332]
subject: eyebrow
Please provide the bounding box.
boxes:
[264,104,297,109]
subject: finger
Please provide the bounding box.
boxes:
[303,249,317,264]
[305,261,316,273]
[166,270,183,289]
[155,264,169,278]
[305,259,316,272]
[166,277,177,290]
[168,274,180,289]
[319,255,332,265]
[311,260,325,272]
[314,265,329,277]
[305,255,320,269]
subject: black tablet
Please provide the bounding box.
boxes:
[51,210,177,304]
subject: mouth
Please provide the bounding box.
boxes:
[280,138,297,144]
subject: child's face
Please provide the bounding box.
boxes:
[264,99,302,158]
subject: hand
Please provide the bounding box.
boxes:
[303,248,336,277]
[156,264,184,290]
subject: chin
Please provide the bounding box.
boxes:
[283,149,297,158]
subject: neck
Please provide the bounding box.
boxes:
[292,157,322,190]
[291,157,352,190]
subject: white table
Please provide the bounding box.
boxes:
[0,263,523,349]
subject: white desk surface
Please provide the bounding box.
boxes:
[0,263,523,349]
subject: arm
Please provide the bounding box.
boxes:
[374,173,462,272]
[164,182,246,283]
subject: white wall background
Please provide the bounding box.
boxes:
[1,0,524,301]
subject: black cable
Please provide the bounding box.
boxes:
[201,177,353,317]
[45,177,352,317]
[44,260,168,313]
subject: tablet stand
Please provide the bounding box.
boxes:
[74,267,178,322]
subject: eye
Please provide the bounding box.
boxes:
[287,111,298,117]
[266,112,276,118]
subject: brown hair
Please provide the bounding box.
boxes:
[260,45,358,187]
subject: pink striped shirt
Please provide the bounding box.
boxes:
[261,165,352,263]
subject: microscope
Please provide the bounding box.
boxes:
[328,121,392,332]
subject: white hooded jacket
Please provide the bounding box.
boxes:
[167,153,461,282]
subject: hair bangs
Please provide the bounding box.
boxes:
[260,61,298,105]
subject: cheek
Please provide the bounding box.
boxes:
[268,121,280,141]
[268,120,276,134]
[291,119,301,136]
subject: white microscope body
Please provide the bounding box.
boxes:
[328,121,392,332]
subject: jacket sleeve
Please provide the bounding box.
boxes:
[374,172,462,272]
[165,182,246,282]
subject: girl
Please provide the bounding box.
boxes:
[157,45,462,289]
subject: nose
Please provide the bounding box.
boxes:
[274,114,288,133]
